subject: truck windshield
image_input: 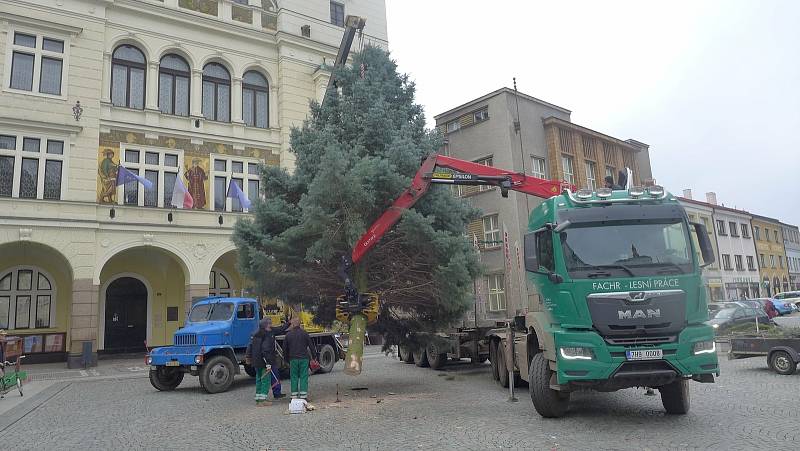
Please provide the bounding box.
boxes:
[188,302,234,322]
[560,219,693,278]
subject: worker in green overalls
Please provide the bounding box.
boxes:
[283,317,318,400]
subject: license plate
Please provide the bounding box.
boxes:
[166,361,180,367]
[626,349,663,361]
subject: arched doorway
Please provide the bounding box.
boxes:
[104,276,148,353]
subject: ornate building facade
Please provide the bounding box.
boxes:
[0,0,387,366]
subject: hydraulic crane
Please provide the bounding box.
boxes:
[336,153,568,375]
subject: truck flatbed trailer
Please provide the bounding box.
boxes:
[729,336,800,375]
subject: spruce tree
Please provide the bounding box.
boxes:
[233,46,481,371]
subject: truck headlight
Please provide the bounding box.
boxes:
[693,340,716,355]
[146,356,152,365]
[712,324,719,329]
[194,355,203,364]
[559,347,594,360]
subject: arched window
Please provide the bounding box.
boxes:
[111,45,146,109]
[242,71,269,128]
[0,267,55,330]
[159,54,190,116]
[202,63,231,122]
[209,269,233,297]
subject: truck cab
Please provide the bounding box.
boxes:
[147,297,344,394]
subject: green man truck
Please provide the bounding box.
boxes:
[337,154,719,417]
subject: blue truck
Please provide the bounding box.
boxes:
[147,297,345,394]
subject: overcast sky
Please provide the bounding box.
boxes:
[385,0,800,227]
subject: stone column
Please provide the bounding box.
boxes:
[101,52,112,103]
[191,68,204,118]
[232,76,243,124]
[146,60,160,111]
[185,284,209,321]
[68,279,99,368]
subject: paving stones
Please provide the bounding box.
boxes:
[0,348,796,450]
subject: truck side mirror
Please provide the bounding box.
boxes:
[523,232,539,272]
[693,222,716,267]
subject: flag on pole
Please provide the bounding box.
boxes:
[170,176,194,209]
[116,166,153,190]
[227,179,252,210]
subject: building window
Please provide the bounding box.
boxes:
[741,224,750,238]
[754,225,760,240]
[111,45,146,109]
[779,256,784,268]
[701,217,711,233]
[482,214,500,248]
[729,221,739,237]
[158,54,190,116]
[0,267,55,330]
[8,31,66,96]
[118,147,181,208]
[210,155,261,212]
[0,133,65,200]
[561,154,574,185]
[209,269,233,297]
[473,108,489,123]
[722,254,732,270]
[734,255,744,271]
[747,256,756,271]
[765,228,770,242]
[330,1,345,27]
[716,220,726,236]
[584,161,597,190]
[486,274,506,312]
[759,254,765,268]
[446,120,460,133]
[475,157,493,192]
[531,157,546,179]
[202,63,231,122]
[774,230,779,242]
[770,255,776,268]
[242,71,269,128]
[559,128,574,153]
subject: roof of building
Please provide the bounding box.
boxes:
[433,87,570,122]
[677,197,753,216]
[543,116,647,152]
[751,213,783,224]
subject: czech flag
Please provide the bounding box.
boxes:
[170,176,194,209]
[116,166,154,190]
[227,179,252,210]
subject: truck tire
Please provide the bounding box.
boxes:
[398,345,414,363]
[149,367,184,391]
[659,378,690,415]
[199,355,235,394]
[769,350,797,375]
[529,353,569,418]
[317,344,337,373]
[489,340,500,381]
[243,364,257,377]
[496,344,509,388]
[413,348,429,367]
[426,343,447,370]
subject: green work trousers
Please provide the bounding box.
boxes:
[289,358,309,399]
[255,367,279,402]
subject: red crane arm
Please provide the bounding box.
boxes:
[350,154,565,264]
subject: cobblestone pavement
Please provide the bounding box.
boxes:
[0,346,797,451]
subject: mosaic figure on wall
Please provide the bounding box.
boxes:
[185,158,207,209]
[98,148,119,203]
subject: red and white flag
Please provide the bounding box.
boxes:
[171,176,194,209]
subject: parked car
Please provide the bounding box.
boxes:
[750,298,780,318]
[737,300,762,309]
[774,291,800,311]
[769,297,795,315]
[706,306,771,333]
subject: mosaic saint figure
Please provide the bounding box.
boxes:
[185,158,207,209]
[98,149,118,203]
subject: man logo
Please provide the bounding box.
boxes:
[629,292,647,301]
[618,309,661,320]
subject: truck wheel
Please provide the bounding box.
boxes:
[149,368,184,391]
[398,345,414,363]
[317,344,336,373]
[496,344,509,388]
[659,378,690,414]
[426,343,447,370]
[489,341,500,381]
[243,364,257,377]
[199,356,235,394]
[769,351,797,375]
[529,353,569,418]
[413,348,429,367]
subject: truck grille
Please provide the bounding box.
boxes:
[587,290,686,340]
[174,333,197,346]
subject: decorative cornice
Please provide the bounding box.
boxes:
[0,117,83,135]
[0,10,84,36]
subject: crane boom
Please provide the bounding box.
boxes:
[322,15,366,108]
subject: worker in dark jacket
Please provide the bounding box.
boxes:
[284,317,318,400]
[246,317,290,405]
